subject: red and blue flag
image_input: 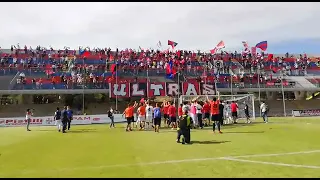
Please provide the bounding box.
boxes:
[168,40,178,49]
[166,60,177,79]
[79,48,91,57]
[255,41,268,51]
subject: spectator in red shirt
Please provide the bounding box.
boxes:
[230,101,238,123]
[207,92,222,134]
[202,101,210,126]
[168,102,177,129]
[162,101,170,126]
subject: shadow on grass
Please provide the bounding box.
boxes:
[190,140,231,145]
[223,131,265,134]
[67,129,97,133]
[37,128,97,133]
[221,123,256,128]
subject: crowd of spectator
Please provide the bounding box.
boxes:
[0,45,319,90]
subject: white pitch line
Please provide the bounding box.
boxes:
[13,149,320,175]
[230,149,320,158]
[222,157,320,169]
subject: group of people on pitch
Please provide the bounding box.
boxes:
[122,92,251,137]
[25,106,73,133]
[53,106,73,133]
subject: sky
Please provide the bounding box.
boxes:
[0,2,320,54]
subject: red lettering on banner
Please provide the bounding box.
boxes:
[167,83,180,96]
[131,83,146,97]
[5,119,43,125]
[74,116,90,121]
[109,79,217,97]
[266,81,289,86]
[110,82,130,98]
[92,117,100,121]
[202,83,215,95]
[148,82,166,97]
[266,82,274,86]
[182,80,200,95]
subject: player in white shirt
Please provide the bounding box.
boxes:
[54,107,62,132]
[182,102,190,115]
[224,101,232,124]
[136,106,143,129]
[195,102,203,128]
[145,102,154,130]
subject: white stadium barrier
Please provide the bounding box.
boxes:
[0,114,128,127]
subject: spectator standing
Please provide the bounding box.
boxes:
[108,107,115,128]
[260,101,268,123]
[26,109,33,131]
[66,106,73,130]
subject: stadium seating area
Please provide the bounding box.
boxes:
[0,47,319,90]
[307,78,320,87]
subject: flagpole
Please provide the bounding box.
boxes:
[115,60,118,111]
[147,67,149,99]
[281,70,286,117]
[204,65,207,86]
[258,70,261,117]
[82,57,85,115]
[178,71,180,103]
[230,73,233,97]
[214,79,218,96]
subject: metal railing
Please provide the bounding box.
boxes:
[8,71,20,90]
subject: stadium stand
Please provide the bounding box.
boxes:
[1,46,320,117]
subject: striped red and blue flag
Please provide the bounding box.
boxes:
[168,40,178,49]
[166,60,177,79]
[255,41,268,51]
[79,48,91,57]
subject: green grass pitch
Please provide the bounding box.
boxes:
[0,117,320,178]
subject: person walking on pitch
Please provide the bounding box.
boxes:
[54,107,62,132]
[107,107,115,128]
[61,106,68,133]
[66,106,73,130]
[177,108,193,144]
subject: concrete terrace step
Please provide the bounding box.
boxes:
[286,76,316,88]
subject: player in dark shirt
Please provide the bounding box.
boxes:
[176,109,193,144]
[61,106,68,133]
[66,106,73,130]
[219,101,224,126]
[244,103,251,123]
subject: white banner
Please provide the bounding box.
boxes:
[292,109,320,117]
[0,114,127,127]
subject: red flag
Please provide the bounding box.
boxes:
[216,41,225,49]
[272,66,278,73]
[177,50,181,57]
[172,67,177,75]
[166,65,171,74]
[268,54,274,61]
[82,51,90,57]
[251,47,257,56]
[242,41,249,48]
[110,64,116,73]
[140,98,145,103]
[210,48,217,54]
[168,40,178,49]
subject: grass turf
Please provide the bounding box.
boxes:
[0,117,320,178]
